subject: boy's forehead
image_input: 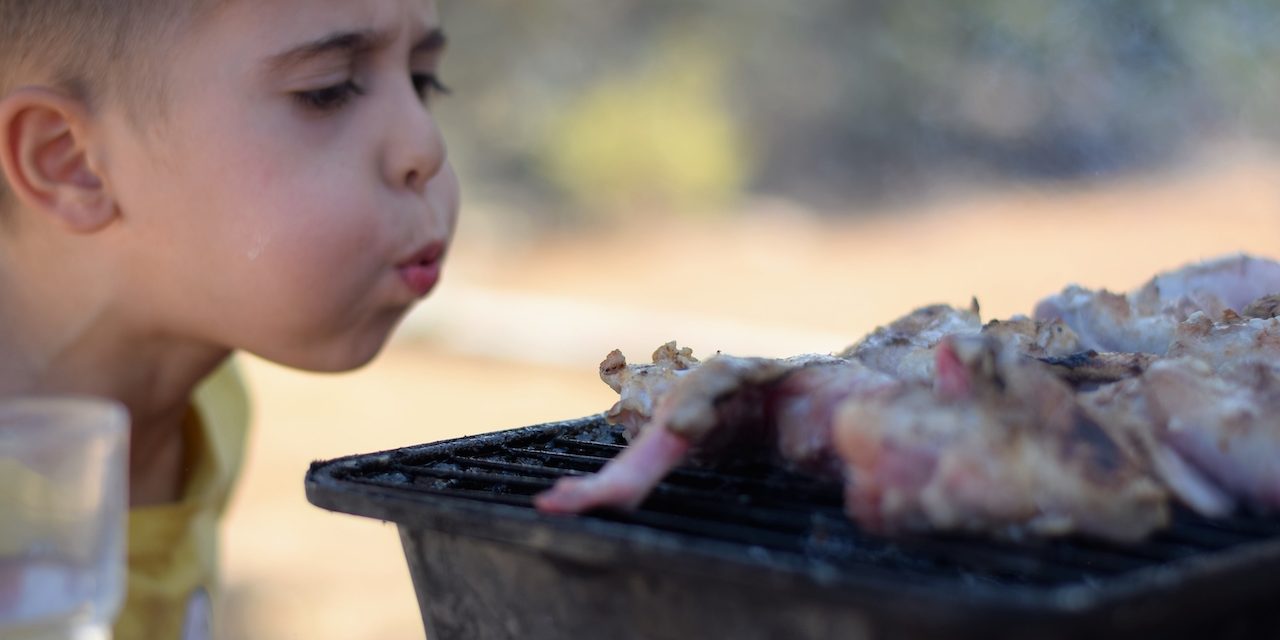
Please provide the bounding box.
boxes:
[209,0,440,52]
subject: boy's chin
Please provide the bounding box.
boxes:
[257,333,393,374]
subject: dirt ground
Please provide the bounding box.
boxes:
[216,150,1279,639]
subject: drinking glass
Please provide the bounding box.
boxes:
[0,397,129,640]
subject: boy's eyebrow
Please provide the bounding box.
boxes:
[413,29,448,55]
[266,28,447,71]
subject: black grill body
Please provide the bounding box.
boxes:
[305,415,1280,640]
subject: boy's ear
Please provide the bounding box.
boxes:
[0,87,116,233]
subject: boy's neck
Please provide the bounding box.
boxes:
[0,234,232,505]
[0,306,231,507]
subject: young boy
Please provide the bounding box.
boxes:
[0,1,459,638]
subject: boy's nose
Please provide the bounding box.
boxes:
[386,97,447,195]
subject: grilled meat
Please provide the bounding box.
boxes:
[978,315,1154,386]
[834,336,1169,541]
[1036,351,1157,387]
[1242,294,1280,320]
[599,342,700,440]
[1078,373,1234,518]
[535,346,859,514]
[1074,310,1280,517]
[980,315,1082,358]
[1034,254,1280,354]
[541,301,997,515]
[537,334,1170,541]
[771,362,902,476]
[1166,311,1280,369]
[1148,358,1280,511]
[537,253,1280,540]
[1083,357,1280,515]
[839,302,982,381]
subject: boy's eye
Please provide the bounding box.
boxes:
[411,73,451,104]
[294,80,365,112]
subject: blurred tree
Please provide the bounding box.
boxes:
[435,0,1280,218]
[539,31,750,216]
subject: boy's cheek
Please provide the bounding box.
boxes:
[429,164,462,224]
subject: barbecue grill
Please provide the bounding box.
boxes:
[305,414,1280,640]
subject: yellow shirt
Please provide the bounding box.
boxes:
[114,360,251,640]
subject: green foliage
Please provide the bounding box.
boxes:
[436,0,1280,215]
[538,36,750,216]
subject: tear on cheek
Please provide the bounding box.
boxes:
[247,233,270,261]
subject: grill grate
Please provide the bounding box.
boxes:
[323,416,1280,592]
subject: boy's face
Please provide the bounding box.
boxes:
[100,0,459,371]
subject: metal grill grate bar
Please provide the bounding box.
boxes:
[331,421,1280,590]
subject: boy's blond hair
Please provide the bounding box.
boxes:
[0,0,223,209]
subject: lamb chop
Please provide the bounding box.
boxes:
[838,302,983,381]
[536,253,1280,541]
[833,335,1169,542]
[979,315,1082,358]
[1034,254,1280,354]
[529,307,1162,537]
[533,345,894,514]
[537,302,985,514]
[846,303,1140,387]
[980,315,1158,387]
[1242,294,1280,320]
[1145,358,1280,511]
[535,304,1144,520]
[1078,310,1280,516]
[597,341,700,441]
[1166,310,1280,368]
[537,302,991,514]
[1077,372,1233,518]
[538,334,1171,542]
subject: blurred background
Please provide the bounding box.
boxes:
[217,1,1280,638]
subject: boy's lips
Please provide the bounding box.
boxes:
[396,242,446,297]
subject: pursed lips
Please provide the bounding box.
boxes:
[396,241,446,297]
